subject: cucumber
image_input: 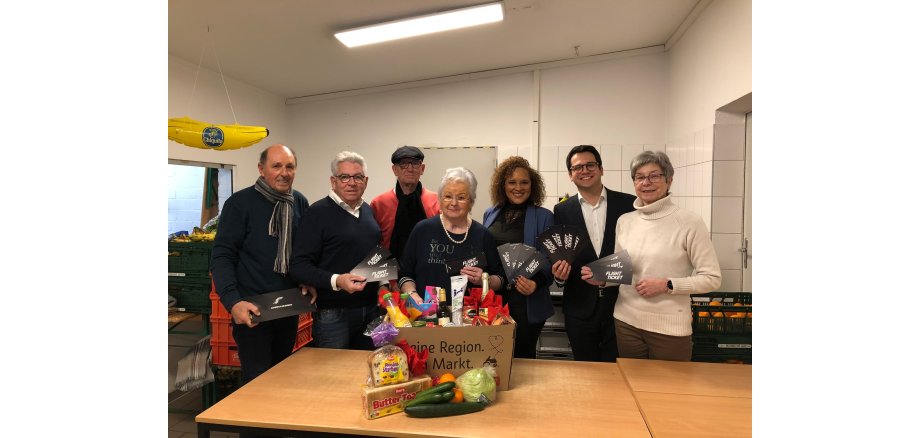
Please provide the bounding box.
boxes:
[405,402,486,418]
[404,390,454,408]
[414,381,455,399]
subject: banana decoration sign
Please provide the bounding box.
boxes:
[168,116,269,151]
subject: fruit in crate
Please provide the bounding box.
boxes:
[189,227,217,242]
[727,302,746,318]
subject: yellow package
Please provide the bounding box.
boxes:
[367,345,409,387]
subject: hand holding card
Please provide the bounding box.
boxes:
[586,250,634,285]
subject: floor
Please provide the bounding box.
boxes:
[169,385,239,438]
[169,313,239,438]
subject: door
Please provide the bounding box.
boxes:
[741,112,752,292]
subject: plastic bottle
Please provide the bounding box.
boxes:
[384,295,411,327]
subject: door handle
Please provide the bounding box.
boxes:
[738,238,750,269]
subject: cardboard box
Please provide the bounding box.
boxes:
[361,375,432,419]
[395,323,516,390]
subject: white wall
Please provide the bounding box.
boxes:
[666,0,752,291]
[168,55,289,192]
[539,52,668,201]
[284,73,534,205]
[284,52,669,206]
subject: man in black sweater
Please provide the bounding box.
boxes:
[211,144,312,383]
[290,151,382,350]
[551,145,636,362]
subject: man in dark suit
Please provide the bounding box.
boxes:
[551,145,636,362]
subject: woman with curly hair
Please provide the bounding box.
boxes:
[483,156,555,359]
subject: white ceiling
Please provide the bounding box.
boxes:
[168,0,702,100]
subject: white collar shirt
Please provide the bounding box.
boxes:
[578,189,607,258]
[329,189,363,218]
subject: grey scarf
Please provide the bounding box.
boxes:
[254,177,295,275]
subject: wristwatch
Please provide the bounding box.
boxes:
[666,280,673,291]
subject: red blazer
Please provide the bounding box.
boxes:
[369,187,440,249]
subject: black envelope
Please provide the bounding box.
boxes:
[444,252,486,276]
[354,245,393,270]
[516,250,549,280]
[511,244,537,279]
[563,225,590,261]
[249,288,317,323]
[352,260,399,282]
[586,250,634,285]
[497,243,519,279]
[536,225,568,263]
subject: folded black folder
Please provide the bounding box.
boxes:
[248,288,317,323]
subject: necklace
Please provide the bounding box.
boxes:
[440,214,470,245]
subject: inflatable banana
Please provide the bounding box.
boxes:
[168,116,269,151]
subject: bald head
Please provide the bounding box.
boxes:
[260,144,297,167]
[258,144,297,193]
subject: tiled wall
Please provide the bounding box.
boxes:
[666,120,747,292]
[667,126,715,232]
[709,121,747,292]
[535,144,665,204]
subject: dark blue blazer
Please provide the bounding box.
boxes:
[483,203,555,323]
[552,188,636,319]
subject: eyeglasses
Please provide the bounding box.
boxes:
[335,174,367,184]
[441,194,470,204]
[397,160,422,169]
[633,173,666,184]
[569,162,599,173]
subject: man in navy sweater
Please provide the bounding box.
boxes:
[290,151,382,350]
[211,144,313,383]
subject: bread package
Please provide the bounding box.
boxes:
[362,375,432,419]
[367,345,409,387]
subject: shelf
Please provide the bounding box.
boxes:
[169,310,211,335]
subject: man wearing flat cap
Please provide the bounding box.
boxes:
[370,145,440,261]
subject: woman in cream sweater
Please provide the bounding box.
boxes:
[608,151,721,361]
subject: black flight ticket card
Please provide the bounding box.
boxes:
[444,252,486,276]
[352,259,399,282]
[587,250,634,285]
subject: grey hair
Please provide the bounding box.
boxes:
[330,151,366,175]
[438,167,478,202]
[630,151,674,180]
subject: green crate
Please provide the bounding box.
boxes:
[691,292,752,336]
[168,277,212,314]
[692,335,752,364]
[168,241,214,275]
[213,365,243,404]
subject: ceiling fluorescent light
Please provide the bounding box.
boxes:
[335,2,504,48]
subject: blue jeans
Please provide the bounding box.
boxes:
[312,305,380,350]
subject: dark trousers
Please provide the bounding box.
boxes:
[232,315,299,384]
[564,298,618,362]
[312,304,380,351]
[508,300,546,359]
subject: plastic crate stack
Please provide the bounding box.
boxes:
[690,292,752,364]
[168,241,215,314]
[209,288,313,367]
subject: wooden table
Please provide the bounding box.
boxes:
[196,348,651,437]
[617,358,752,438]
